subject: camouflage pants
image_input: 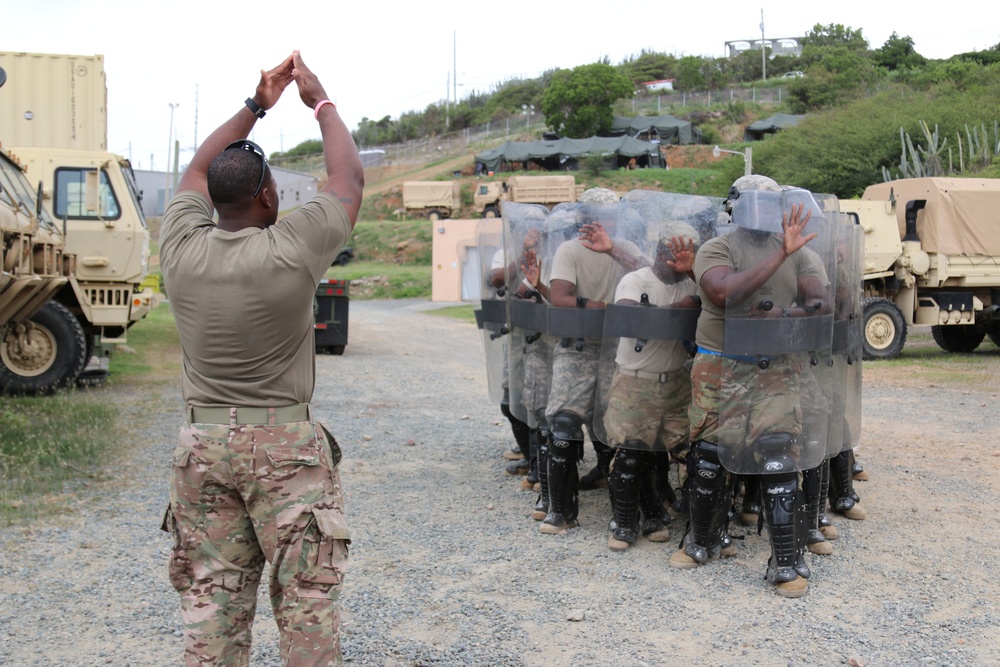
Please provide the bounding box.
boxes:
[688,352,803,471]
[521,335,553,423]
[166,410,350,667]
[602,369,691,453]
[544,341,615,435]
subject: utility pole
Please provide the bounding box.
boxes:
[760,9,767,81]
[167,102,179,196]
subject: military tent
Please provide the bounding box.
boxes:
[610,115,702,145]
[744,114,805,141]
[474,136,662,173]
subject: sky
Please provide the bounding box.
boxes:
[5,0,998,173]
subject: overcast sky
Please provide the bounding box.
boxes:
[5,0,997,172]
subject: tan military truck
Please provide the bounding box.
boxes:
[840,177,1000,360]
[473,174,581,218]
[402,181,461,221]
[0,51,157,393]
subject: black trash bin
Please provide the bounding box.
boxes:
[314,279,349,355]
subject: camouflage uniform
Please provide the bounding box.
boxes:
[166,410,350,667]
[603,369,691,455]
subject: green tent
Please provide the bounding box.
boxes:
[744,114,805,141]
[610,115,701,145]
[475,136,662,173]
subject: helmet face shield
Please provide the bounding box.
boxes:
[729,187,825,233]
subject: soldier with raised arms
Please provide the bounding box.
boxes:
[669,175,834,599]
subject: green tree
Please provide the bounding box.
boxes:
[619,50,677,86]
[541,63,634,138]
[874,33,926,71]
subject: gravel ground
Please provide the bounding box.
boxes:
[2,300,999,667]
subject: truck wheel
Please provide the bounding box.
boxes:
[931,324,986,353]
[988,322,1000,348]
[862,297,907,361]
[0,301,88,395]
[427,209,442,222]
[483,205,499,219]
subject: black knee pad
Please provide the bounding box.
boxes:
[610,447,642,484]
[550,411,584,442]
[687,439,727,491]
[754,432,796,476]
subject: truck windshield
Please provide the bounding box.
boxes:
[53,167,121,220]
[119,159,148,229]
[0,152,58,232]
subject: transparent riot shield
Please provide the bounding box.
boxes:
[716,188,836,474]
[502,203,550,427]
[830,215,864,456]
[593,191,722,449]
[471,217,508,404]
[542,201,619,435]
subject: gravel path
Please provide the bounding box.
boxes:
[2,301,999,667]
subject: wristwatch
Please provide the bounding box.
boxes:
[245,97,266,119]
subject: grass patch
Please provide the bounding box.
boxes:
[326,260,432,300]
[108,304,181,384]
[425,304,477,323]
[348,219,432,263]
[0,390,122,526]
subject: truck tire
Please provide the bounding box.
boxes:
[427,209,442,222]
[862,297,907,361]
[931,324,985,353]
[0,301,88,395]
[988,322,1000,348]
[483,205,499,219]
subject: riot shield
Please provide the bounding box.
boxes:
[829,215,864,456]
[471,217,508,404]
[594,191,722,450]
[502,203,551,427]
[542,201,629,434]
[716,188,836,474]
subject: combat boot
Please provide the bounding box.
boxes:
[829,450,866,520]
[540,436,579,535]
[579,441,614,490]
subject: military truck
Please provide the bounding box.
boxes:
[472,174,580,218]
[0,52,157,393]
[402,181,460,221]
[840,177,1000,360]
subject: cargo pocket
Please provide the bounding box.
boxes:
[297,507,351,600]
[267,445,321,468]
[318,422,343,469]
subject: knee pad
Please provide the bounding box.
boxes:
[550,411,584,442]
[687,440,727,492]
[754,432,796,476]
[610,447,642,482]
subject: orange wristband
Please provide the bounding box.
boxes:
[314,99,335,119]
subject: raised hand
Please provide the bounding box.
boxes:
[579,222,613,254]
[254,53,296,110]
[520,248,541,287]
[781,203,817,256]
[291,50,330,109]
[665,235,696,273]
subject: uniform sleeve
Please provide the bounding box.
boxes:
[693,236,733,284]
[269,193,352,285]
[159,192,214,267]
[614,271,645,303]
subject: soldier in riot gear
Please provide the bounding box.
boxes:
[600,219,705,551]
[670,175,835,599]
[540,189,649,535]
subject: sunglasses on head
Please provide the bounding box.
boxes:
[225,139,268,198]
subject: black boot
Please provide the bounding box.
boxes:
[532,430,550,521]
[669,440,730,568]
[638,452,670,541]
[579,440,614,490]
[738,474,761,526]
[802,464,832,555]
[607,447,641,550]
[756,434,809,597]
[829,450,866,520]
[540,436,580,534]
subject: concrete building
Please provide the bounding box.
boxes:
[134,165,319,218]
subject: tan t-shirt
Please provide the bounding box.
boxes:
[549,238,643,304]
[694,231,824,352]
[159,191,351,406]
[613,267,696,373]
